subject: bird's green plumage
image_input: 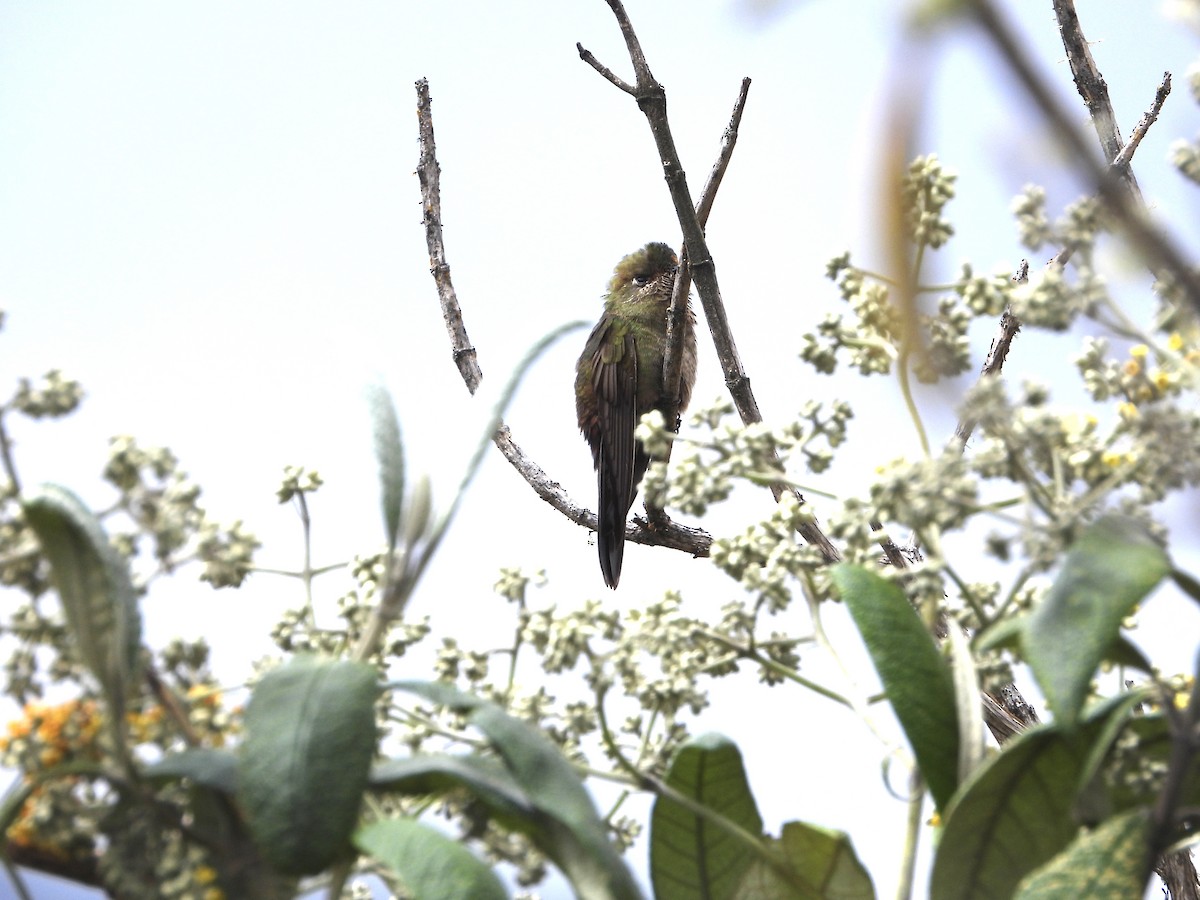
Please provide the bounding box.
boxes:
[575,242,697,588]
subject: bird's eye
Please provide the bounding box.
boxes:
[632,274,651,286]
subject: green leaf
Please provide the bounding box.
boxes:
[1014,808,1152,899]
[144,747,238,793]
[947,624,987,782]
[832,564,959,810]
[732,821,875,900]
[369,753,537,823]
[650,733,765,900]
[22,484,141,721]
[391,678,483,709]
[366,383,405,556]
[930,707,1118,900]
[238,656,379,876]
[976,613,1152,674]
[355,818,507,900]
[1172,567,1200,609]
[392,680,643,900]
[1023,516,1168,727]
[777,822,874,900]
[469,702,642,900]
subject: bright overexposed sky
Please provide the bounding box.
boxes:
[3,2,1200,897]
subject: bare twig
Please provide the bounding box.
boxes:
[1051,0,1142,198]
[417,79,482,395]
[980,690,1039,743]
[575,43,636,95]
[1047,66,1171,271]
[953,307,1022,446]
[414,78,712,560]
[1157,850,1200,900]
[874,527,911,572]
[662,77,752,429]
[1114,71,1172,173]
[580,1,841,562]
[695,78,752,232]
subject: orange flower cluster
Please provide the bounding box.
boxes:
[0,699,104,769]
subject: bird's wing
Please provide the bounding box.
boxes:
[592,324,639,587]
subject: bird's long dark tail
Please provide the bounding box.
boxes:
[596,465,626,589]
[596,444,649,589]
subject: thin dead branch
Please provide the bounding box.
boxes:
[662,77,752,431]
[417,80,482,395]
[1051,0,1143,198]
[973,0,1200,317]
[1115,71,1173,172]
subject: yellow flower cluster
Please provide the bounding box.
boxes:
[0,700,105,853]
[5,793,68,857]
[1101,335,1200,440]
[1119,342,1185,406]
[0,699,103,769]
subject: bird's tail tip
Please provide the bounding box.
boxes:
[599,538,623,589]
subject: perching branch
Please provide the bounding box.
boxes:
[491,424,711,555]
[414,78,712,561]
[579,0,841,563]
[577,5,754,428]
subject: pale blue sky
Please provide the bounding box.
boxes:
[2,2,1199,897]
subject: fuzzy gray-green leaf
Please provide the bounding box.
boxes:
[356,818,507,900]
[833,564,960,811]
[238,656,379,875]
[366,384,405,556]
[1023,516,1168,727]
[22,483,141,720]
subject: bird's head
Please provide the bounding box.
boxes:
[607,242,679,300]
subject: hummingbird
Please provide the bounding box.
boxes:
[575,242,697,588]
